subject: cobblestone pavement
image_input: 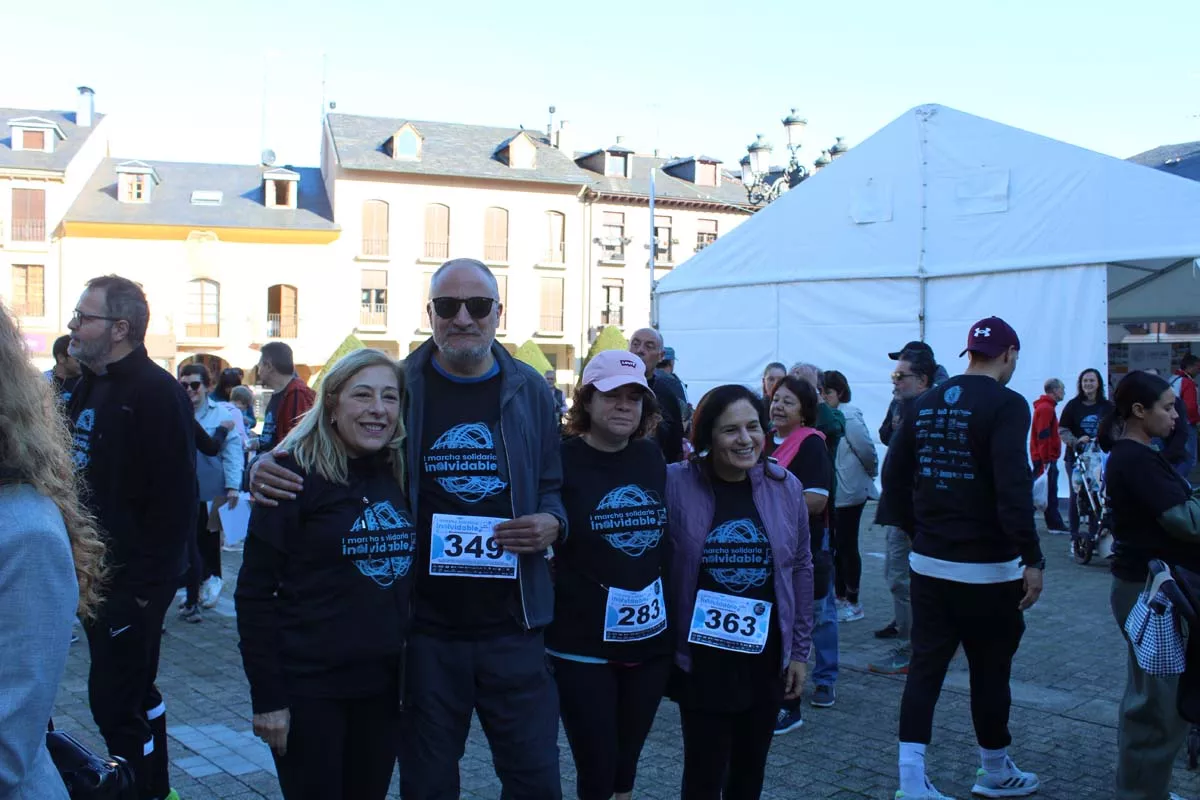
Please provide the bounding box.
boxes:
[52,512,1200,799]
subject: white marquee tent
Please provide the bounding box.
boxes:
[657,104,1200,491]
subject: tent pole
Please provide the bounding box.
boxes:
[919,276,927,340]
[649,168,657,327]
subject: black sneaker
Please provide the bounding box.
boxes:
[810,685,837,708]
[874,620,899,639]
[178,604,202,624]
[773,707,804,735]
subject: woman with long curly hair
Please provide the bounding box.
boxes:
[0,304,106,798]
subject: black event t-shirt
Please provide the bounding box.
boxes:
[678,475,782,712]
[1106,438,1200,582]
[415,359,519,636]
[1059,397,1114,456]
[546,436,670,661]
[258,389,285,452]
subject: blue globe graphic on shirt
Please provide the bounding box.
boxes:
[348,501,414,588]
[430,423,508,502]
[704,518,771,593]
[595,484,664,557]
[944,386,962,406]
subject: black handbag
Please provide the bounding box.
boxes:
[45,721,136,799]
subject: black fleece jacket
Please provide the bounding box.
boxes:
[68,346,197,590]
[882,375,1043,567]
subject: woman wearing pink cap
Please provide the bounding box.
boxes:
[546,349,671,800]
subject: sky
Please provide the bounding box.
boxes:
[5,0,1199,170]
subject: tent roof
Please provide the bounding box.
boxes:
[657,104,1200,295]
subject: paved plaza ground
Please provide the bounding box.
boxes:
[51,511,1200,799]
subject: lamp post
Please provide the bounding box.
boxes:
[740,109,847,206]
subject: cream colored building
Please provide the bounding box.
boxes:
[59,159,340,376]
[322,114,754,382]
[1,87,110,367]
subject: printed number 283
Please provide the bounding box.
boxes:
[704,609,756,636]
[443,533,504,559]
[617,600,662,626]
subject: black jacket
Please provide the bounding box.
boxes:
[650,372,686,463]
[875,396,918,530]
[67,346,197,590]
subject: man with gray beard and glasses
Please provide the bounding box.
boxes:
[253,258,567,799]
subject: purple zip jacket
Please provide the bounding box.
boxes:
[665,458,814,673]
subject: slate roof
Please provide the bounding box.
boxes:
[65,159,337,230]
[0,107,106,173]
[327,114,589,187]
[1128,141,1200,183]
[327,113,752,210]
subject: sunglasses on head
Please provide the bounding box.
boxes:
[180,379,204,391]
[430,296,496,320]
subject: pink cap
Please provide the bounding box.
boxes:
[582,350,650,392]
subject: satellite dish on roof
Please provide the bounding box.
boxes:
[261,149,277,167]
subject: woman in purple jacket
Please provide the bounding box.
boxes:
[665,384,815,800]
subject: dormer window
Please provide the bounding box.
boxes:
[263,168,300,209]
[8,117,65,153]
[605,154,628,177]
[495,132,537,170]
[115,160,160,204]
[391,123,423,161]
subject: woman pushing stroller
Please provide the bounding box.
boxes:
[1102,370,1200,800]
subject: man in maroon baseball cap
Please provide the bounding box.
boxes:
[881,314,1043,799]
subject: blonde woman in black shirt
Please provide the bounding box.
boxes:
[1102,370,1200,800]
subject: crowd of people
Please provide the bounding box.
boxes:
[3,259,1199,800]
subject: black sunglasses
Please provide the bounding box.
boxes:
[180,379,204,391]
[430,296,496,320]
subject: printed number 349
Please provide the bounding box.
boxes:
[704,608,756,636]
[443,533,503,559]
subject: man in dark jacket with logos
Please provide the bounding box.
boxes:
[66,275,197,800]
[882,316,1044,800]
[254,259,567,799]
[630,327,686,462]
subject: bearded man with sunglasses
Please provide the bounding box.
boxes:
[253,258,567,799]
[66,275,197,800]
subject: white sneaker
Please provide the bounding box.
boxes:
[895,779,954,799]
[838,603,865,623]
[971,757,1039,797]
[200,576,223,609]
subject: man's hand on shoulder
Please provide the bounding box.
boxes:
[249,450,303,507]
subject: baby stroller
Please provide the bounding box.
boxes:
[1143,560,1200,768]
[1071,441,1114,565]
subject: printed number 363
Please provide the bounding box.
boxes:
[443,533,504,559]
[704,609,756,636]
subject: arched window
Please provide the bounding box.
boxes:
[362,200,389,257]
[186,279,220,337]
[424,204,450,259]
[484,207,508,263]
[266,284,298,338]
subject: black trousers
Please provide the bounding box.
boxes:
[550,655,671,800]
[833,502,866,604]
[898,572,1025,749]
[679,702,777,800]
[274,693,399,800]
[399,630,561,800]
[83,583,176,800]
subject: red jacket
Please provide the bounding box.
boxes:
[1172,370,1200,426]
[275,376,316,444]
[1030,394,1061,474]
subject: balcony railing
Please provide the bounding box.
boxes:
[11,219,46,242]
[361,238,389,257]
[484,243,508,262]
[545,243,565,263]
[359,303,388,327]
[539,313,564,333]
[424,240,449,260]
[601,307,623,326]
[266,313,298,339]
[185,322,220,338]
[696,234,717,251]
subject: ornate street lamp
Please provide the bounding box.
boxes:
[741,108,847,205]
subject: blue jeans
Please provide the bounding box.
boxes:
[812,577,839,687]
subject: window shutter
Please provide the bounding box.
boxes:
[603,211,624,227]
[22,130,45,150]
[539,277,564,332]
[698,218,718,234]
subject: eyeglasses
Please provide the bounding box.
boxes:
[430,296,496,320]
[180,380,204,391]
[71,309,122,325]
[891,372,916,381]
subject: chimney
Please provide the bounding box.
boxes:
[76,86,95,127]
[555,120,572,156]
[615,135,625,145]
